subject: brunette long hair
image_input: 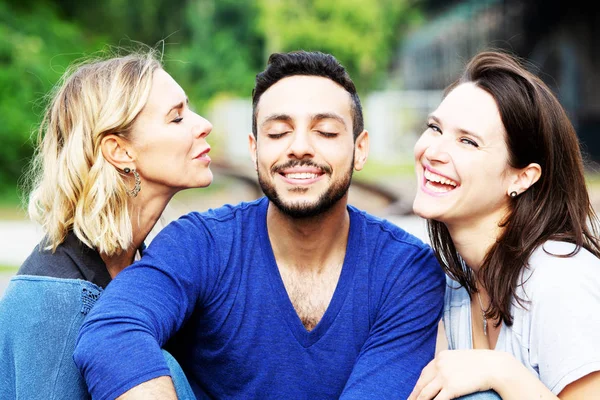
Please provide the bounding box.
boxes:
[428,50,600,326]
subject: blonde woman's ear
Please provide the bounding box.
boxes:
[100,135,135,171]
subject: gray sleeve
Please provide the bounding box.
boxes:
[528,249,600,395]
[443,276,472,351]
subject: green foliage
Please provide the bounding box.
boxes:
[257,0,417,93]
[0,2,104,193]
[0,0,420,196]
[164,0,264,109]
[48,0,187,47]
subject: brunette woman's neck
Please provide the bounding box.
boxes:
[446,209,507,272]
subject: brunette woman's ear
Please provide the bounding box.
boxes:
[509,163,542,196]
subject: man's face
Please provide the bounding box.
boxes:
[250,75,368,218]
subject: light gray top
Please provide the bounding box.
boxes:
[444,240,600,395]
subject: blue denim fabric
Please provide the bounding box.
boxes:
[0,277,97,399]
[162,349,196,399]
[455,390,502,399]
[0,276,197,399]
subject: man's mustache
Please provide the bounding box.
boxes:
[271,160,332,175]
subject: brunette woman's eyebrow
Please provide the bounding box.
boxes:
[429,114,485,142]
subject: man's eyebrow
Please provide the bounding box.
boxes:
[311,113,346,128]
[428,114,485,142]
[260,112,347,128]
[260,114,293,127]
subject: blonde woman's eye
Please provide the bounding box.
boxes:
[172,116,183,123]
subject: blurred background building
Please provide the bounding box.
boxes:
[396,0,600,164]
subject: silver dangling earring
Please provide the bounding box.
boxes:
[123,167,141,197]
[509,191,518,198]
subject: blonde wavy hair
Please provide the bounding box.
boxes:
[26,49,162,255]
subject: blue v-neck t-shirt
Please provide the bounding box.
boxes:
[75,197,444,400]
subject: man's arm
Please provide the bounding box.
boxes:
[116,377,177,400]
[340,246,445,399]
[74,214,214,400]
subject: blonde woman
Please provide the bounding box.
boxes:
[0,49,212,399]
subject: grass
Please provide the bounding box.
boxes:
[0,186,27,220]
[586,171,600,187]
[356,158,415,183]
[0,265,18,274]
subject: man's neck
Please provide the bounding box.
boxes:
[266,199,350,273]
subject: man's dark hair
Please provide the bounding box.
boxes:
[251,50,363,140]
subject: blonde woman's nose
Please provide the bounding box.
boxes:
[193,114,212,138]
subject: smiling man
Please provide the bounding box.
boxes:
[74,51,445,400]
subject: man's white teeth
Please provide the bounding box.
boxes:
[285,172,318,179]
[424,169,457,187]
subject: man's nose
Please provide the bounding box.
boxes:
[287,130,315,159]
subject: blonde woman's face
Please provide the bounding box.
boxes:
[130,69,213,196]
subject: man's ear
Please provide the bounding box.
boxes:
[101,135,135,171]
[508,163,542,196]
[353,130,369,171]
[248,132,258,171]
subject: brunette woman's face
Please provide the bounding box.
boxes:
[129,69,213,196]
[413,83,516,227]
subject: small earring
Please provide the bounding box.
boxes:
[124,168,141,197]
[510,191,518,198]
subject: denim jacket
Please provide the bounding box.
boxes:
[0,276,100,399]
[0,233,195,399]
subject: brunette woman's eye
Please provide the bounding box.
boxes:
[427,123,441,134]
[460,138,479,147]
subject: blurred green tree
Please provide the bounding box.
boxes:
[257,0,420,93]
[0,1,104,198]
[165,0,264,107]
[0,0,421,199]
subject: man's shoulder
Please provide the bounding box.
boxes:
[349,206,430,252]
[181,197,267,226]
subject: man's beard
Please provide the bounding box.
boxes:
[257,158,354,219]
